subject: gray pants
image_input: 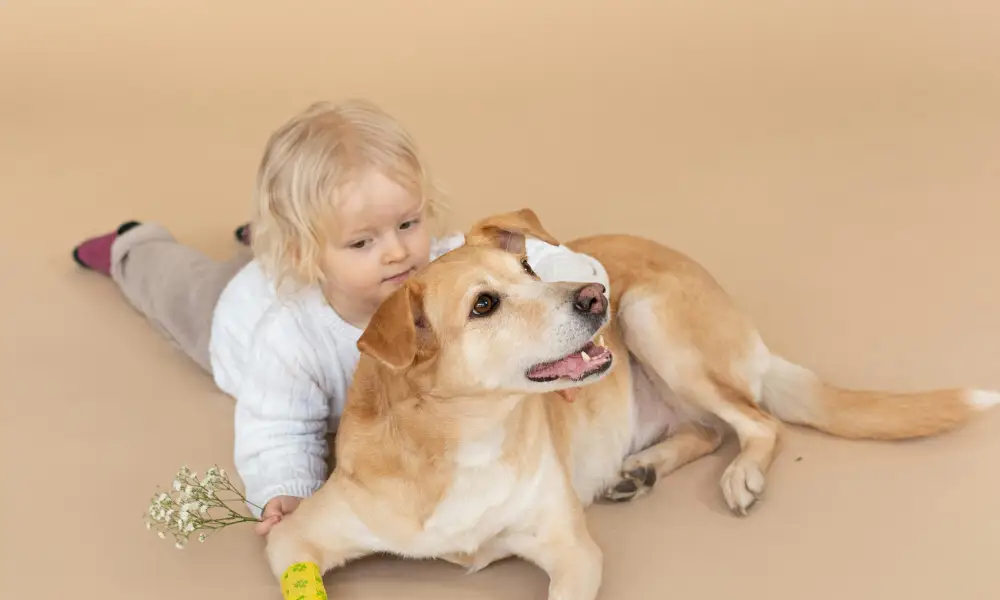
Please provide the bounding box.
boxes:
[110,223,252,373]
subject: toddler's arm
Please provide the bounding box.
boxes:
[232,313,331,518]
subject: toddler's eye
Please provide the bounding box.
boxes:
[400,219,420,231]
[349,240,368,249]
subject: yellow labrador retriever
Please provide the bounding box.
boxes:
[265,209,997,600]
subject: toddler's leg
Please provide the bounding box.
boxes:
[73,221,141,276]
[73,221,251,373]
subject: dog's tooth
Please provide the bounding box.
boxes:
[598,335,605,347]
[581,351,591,361]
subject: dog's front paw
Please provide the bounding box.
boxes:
[602,464,657,502]
[720,458,765,515]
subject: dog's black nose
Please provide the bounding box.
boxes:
[573,283,607,315]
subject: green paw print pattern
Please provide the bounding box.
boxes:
[281,562,327,600]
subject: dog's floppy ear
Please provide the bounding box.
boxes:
[357,281,427,370]
[465,208,560,254]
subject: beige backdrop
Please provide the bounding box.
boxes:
[2,1,999,599]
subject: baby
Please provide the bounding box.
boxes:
[72,99,608,535]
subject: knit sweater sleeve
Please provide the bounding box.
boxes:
[430,231,467,260]
[231,310,331,518]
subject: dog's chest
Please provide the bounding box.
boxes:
[413,428,544,555]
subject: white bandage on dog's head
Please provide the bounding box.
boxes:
[531,250,611,300]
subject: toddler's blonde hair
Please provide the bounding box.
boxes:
[251,99,447,291]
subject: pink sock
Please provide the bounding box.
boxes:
[235,223,252,246]
[72,221,140,276]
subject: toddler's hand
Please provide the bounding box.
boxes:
[254,495,302,536]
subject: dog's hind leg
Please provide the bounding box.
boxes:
[617,288,782,515]
[602,421,724,502]
[689,378,782,514]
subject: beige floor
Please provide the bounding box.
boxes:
[3,1,1000,598]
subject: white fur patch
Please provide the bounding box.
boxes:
[417,427,535,556]
[967,390,1000,411]
[744,334,770,404]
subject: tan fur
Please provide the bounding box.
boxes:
[265,208,998,599]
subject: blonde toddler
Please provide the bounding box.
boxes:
[71,99,608,535]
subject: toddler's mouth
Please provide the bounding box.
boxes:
[383,268,415,284]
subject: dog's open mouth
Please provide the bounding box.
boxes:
[526,335,613,382]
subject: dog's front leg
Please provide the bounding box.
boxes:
[603,421,725,502]
[264,482,370,598]
[505,502,603,600]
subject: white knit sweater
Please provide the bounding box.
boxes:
[208,233,609,516]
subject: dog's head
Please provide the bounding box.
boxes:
[356,208,613,398]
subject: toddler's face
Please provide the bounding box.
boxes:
[320,169,433,327]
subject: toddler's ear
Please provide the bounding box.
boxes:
[357,282,428,370]
[465,208,560,254]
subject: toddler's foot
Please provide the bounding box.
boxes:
[72,221,141,276]
[234,223,252,246]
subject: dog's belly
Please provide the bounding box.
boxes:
[566,353,682,503]
[628,353,681,453]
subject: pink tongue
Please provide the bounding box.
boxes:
[530,354,591,380]
[528,345,610,380]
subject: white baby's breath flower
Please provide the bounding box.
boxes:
[144,463,264,550]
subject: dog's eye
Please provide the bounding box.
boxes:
[471,293,500,317]
[521,258,537,277]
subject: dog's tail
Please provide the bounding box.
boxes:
[759,355,999,440]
